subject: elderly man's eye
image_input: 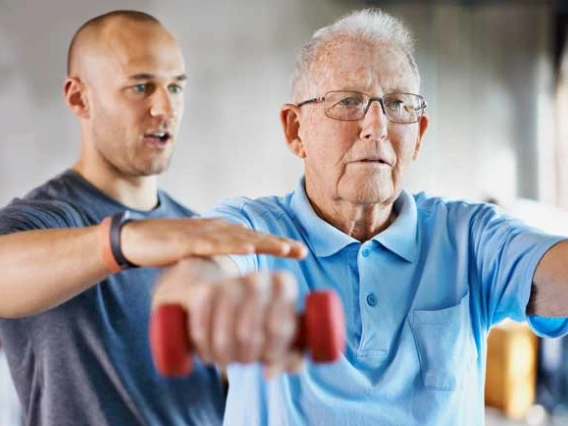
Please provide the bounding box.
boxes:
[385,98,405,111]
[338,97,362,107]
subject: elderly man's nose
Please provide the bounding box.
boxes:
[362,100,387,139]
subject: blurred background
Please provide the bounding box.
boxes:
[1,0,568,424]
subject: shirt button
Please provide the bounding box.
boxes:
[366,293,377,307]
[362,248,371,257]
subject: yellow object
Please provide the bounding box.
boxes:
[485,320,539,420]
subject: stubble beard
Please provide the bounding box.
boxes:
[92,120,175,178]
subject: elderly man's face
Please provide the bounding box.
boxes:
[79,21,186,177]
[292,40,428,209]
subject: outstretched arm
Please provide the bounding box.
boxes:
[0,218,306,318]
[528,240,568,317]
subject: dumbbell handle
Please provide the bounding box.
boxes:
[149,290,345,377]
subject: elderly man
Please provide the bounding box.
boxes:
[153,8,568,426]
[0,10,306,426]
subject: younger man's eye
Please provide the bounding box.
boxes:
[168,84,183,94]
[132,83,150,94]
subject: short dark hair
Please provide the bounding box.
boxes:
[67,10,161,75]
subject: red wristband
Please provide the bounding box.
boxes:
[100,216,122,274]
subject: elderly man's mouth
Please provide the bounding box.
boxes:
[351,159,391,166]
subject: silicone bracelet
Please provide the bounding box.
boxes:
[100,216,122,273]
[109,212,139,269]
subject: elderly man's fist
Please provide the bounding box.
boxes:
[150,271,345,378]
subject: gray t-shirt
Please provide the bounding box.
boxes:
[0,170,225,426]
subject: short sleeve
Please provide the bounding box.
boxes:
[0,199,85,236]
[471,204,568,336]
[205,197,259,274]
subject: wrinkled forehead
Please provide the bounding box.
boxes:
[310,38,417,95]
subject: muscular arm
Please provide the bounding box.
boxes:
[0,227,107,318]
[0,218,306,319]
[528,240,568,317]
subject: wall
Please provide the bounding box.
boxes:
[0,1,555,211]
[0,2,560,425]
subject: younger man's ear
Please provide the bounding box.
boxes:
[63,77,90,119]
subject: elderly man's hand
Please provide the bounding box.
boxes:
[121,218,307,268]
[154,265,303,377]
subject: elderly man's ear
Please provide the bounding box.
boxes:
[280,104,306,159]
[413,114,429,161]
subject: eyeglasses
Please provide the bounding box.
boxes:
[297,90,427,124]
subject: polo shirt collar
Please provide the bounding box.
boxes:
[372,189,418,263]
[289,177,418,262]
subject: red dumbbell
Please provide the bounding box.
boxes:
[149,290,346,377]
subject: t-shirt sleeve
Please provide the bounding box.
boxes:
[471,204,568,337]
[0,199,85,236]
[205,198,260,275]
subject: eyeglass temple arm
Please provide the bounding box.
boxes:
[297,96,325,107]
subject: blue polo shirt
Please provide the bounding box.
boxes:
[208,179,568,426]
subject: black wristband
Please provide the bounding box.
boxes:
[110,211,139,270]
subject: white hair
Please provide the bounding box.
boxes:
[290,9,420,101]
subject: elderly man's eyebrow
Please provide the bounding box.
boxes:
[381,85,412,94]
[128,73,187,81]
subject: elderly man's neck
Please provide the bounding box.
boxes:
[307,191,395,242]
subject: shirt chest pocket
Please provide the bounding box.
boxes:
[409,290,477,391]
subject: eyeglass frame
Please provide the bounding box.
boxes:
[296,90,428,124]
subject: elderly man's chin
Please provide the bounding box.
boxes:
[339,181,397,206]
[338,172,398,204]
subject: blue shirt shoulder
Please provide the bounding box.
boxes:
[208,182,567,426]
